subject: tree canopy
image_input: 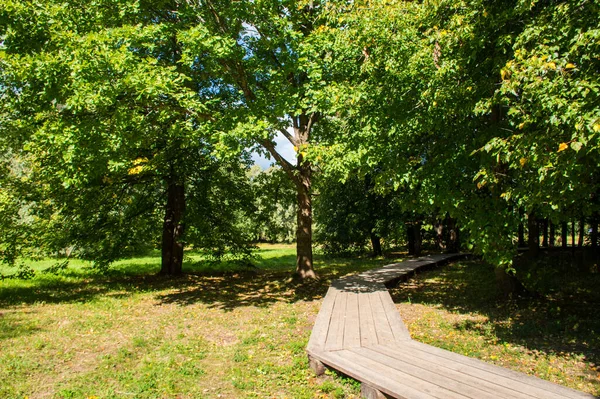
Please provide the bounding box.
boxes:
[1,0,598,277]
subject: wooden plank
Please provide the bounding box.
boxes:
[370,291,396,345]
[333,349,469,399]
[405,340,595,399]
[359,253,462,285]
[306,286,339,353]
[319,350,438,399]
[377,290,411,341]
[367,344,533,399]
[351,346,500,399]
[324,291,347,351]
[358,289,378,347]
[343,292,361,348]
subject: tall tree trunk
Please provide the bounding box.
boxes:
[571,219,576,253]
[160,179,186,275]
[413,221,422,257]
[407,221,422,256]
[407,223,415,255]
[578,217,585,247]
[549,221,555,248]
[295,162,315,279]
[527,212,539,257]
[518,223,526,247]
[446,217,460,252]
[541,219,548,247]
[561,221,568,249]
[370,232,382,257]
[591,213,598,251]
[435,221,444,250]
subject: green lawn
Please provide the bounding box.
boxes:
[3,248,598,398]
[0,245,396,399]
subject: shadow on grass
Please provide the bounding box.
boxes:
[0,310,41,340]
[0,250,405,345]
[0,253,375,310]
[389,258,600,368]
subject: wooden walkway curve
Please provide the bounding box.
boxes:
[306,254,597,399]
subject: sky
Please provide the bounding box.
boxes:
[251,131,296,169]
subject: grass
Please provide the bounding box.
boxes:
[0,245,400,399]
[391,256,600,396]
[3,246,598,397]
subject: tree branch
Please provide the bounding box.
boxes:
[306,112,320,136]
[277,127,297,146]
[260,139,298,185]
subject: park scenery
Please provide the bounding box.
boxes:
[1,0,599,398]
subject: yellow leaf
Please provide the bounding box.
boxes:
[518,122,525,130]
[593,123,600,133]
[500,69,507,80]
[565,63,576,69]
[133,157,148,165]
[558,142,568,152]
[128,165,144,175]
[293,146,298,152]
[519,157,527,167]
[547,62,556,70]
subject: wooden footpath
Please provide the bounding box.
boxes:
[306,254,597,399]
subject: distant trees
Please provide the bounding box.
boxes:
[247,166,296,244]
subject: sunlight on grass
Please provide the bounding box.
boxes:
[0,245,371,399]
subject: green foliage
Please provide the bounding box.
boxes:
[314,172,403,255]
[0,0,255,268]
[318,0,600,268]
[247,165,297,243]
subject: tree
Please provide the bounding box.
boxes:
[188,0,353,278]
[318,0,600,293]
[0,0,255,274]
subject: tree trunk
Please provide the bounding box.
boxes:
[435,221,445,250]
[446,217,460,252]
[518,223,526,247]
[561,221,568,249]
[495,267,528,298]
[295,163,315,279]
[592,213,598,251]
[370,232,382,257]
[413,221,422,256]
[407,223,415,255]
[541,219,548,247]
[578,217,585,247]
[527,212,539,257]
[407,221,422,256]
[549,221,555,248]
[571,219,576,253]
[160,179,186,275]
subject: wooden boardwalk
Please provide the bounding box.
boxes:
[307,254,596,399]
